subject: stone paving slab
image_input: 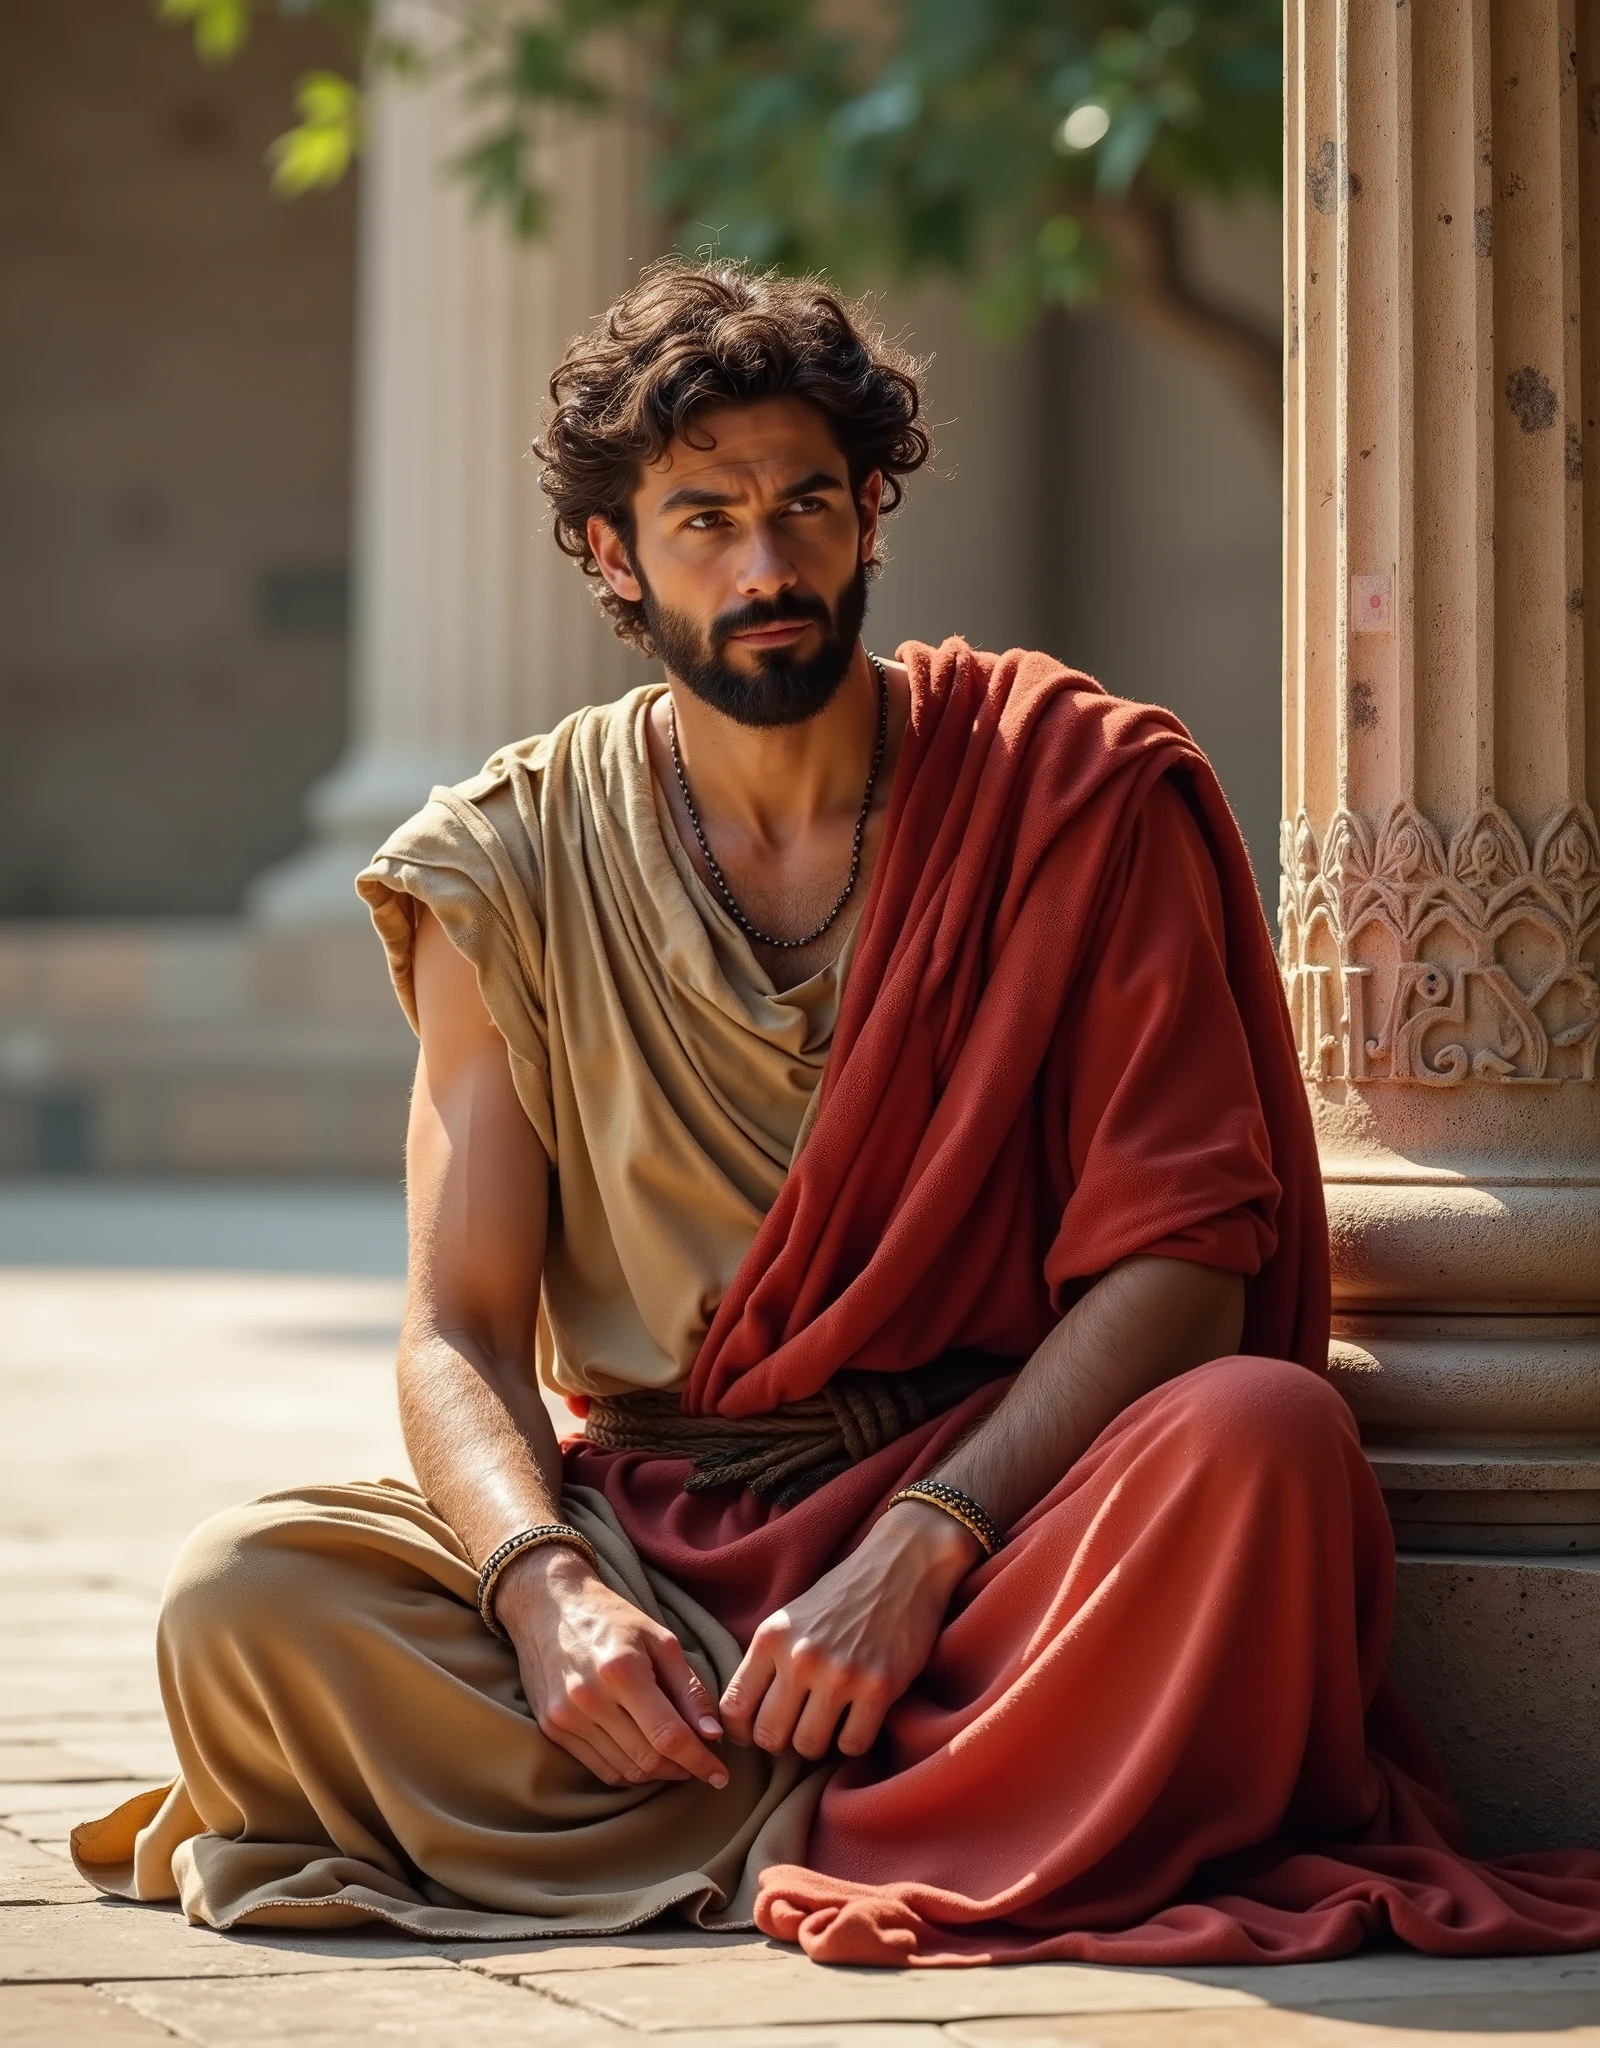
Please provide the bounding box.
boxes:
[511,1958,1264,2030]
[948,1998,1600,2045]
[112,1972,960,2048]
[510,1950,1600,2031]
[0,1781,154,1817]
[457,1930,785,1975]
[649,2032,949,2046]
[0,1719,180,1789]
[109,1969,629,2047]
[0,1746,149,1786]
[0,1984,181,2045]
[0,1904,455,1984]
[0,1826,98,1906]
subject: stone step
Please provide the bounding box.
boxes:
[0,922,413,1174]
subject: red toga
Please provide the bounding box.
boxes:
[567,639,1600,1966]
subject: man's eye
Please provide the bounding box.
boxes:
[685,512,727,531]
[785,497,824,515]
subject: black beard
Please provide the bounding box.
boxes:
[636,561,869,730]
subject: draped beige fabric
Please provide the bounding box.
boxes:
[356,685,855,1399]
[72,1481,825,1935]
[70,689,853,1933]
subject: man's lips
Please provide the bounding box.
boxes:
[725,620,817,647]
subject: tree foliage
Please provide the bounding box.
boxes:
[159,0,1282,425]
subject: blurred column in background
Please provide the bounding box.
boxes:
[1283,0,1600,1844]
[0,3,1282,1176]
[251,25,644,924]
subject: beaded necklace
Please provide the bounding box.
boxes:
[667,653,888,953]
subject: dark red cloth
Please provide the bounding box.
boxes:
[565,641,1600,1965]
[685,639,1327,1417]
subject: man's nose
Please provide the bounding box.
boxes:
[734,523,799,597]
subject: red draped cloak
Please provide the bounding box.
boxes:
[566,640,1600,1966]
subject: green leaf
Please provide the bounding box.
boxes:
[267,69,361,195]
[157,0,251,64]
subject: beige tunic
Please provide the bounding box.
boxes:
[357,684,855,1398]
[69,689,856,1938]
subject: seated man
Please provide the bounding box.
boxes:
[75,260,1600,1964]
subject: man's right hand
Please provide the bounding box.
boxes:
[495,1545,731,1790]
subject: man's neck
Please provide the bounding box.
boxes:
[644,642,911,990]
[660,643,882,853]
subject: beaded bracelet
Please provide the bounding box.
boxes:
[885,1479,1003,1559]
[476,1524,599,1640]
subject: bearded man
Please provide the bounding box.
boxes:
[75,261,1600,1965]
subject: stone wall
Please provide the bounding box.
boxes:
[0,0,357,916]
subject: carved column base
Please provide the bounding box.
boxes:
[1283,798,1600,1555]
[1316,1139,1600,1553]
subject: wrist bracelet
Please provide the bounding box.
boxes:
[476,1524,599,1639]
[885,1479,1003,1559]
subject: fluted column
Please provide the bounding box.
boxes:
[252,15,645,923]
[1283,0,1600,1548]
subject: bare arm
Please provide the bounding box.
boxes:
[398,910,563,1557]
[926,1255,1245,1534]
[400,906,727,1790]
[719,1254,1245,1760]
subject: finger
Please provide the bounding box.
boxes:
[750,1664,808,1755]
[538,1717,631,1787]
[719,1635,778,1743]
[789,1680,849,1762]
[651,1636,725,1742]
[614,1664,729,1788]
[836,1687,891,1759]
[590,1697,691,1782]
[556,1666,682,1783]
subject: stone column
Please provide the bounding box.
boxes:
[1284,0,1600,1840]
[252,22,644,924]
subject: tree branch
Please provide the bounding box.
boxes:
[1080,194,1284,452]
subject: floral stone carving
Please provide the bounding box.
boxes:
[1279,800,1600,1084]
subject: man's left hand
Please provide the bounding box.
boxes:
[718,1500,981,1760]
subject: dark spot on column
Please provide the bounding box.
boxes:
[1588,85,1600,136]
[1307,140,1339,214]
[1350,682,1379,732]
[1474,207,1493,257]
[1438,211,1453,224]
[1569,589,1585,616]
[1500,171,1525,200]
[1505,366,1558,433]
[1567,423,1584,480]
[1347,170,1363,198]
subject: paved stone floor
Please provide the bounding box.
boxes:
[4,1181,1600,2045]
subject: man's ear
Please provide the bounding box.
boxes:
[589,516,643,603]
[856,471,885,565]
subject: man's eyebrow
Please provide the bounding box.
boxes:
[777,469,847,499]
[655,469,847,514]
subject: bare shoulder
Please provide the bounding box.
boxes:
[412,906,502,1065]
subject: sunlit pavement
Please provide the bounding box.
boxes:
[2,1180,1598,2045]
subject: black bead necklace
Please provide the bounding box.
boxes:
[668,653,889,952]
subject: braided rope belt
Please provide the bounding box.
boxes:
[582,1353,1011,1508]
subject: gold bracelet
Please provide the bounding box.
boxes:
[476,1524,599,1639]
[885,1480,1001,1558]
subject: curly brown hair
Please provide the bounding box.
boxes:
[534,259,932,652]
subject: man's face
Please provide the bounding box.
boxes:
[589,397,882,729]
